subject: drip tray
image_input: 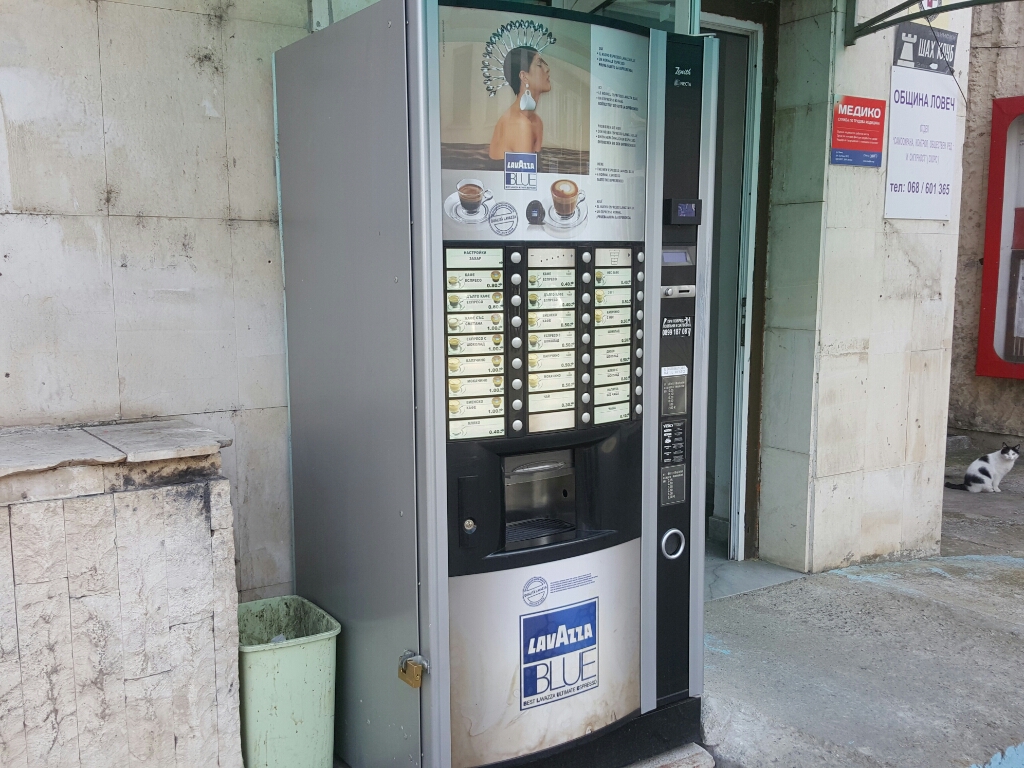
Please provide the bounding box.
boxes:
[505,517,576,550]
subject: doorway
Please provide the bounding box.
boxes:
[701,16,761,561]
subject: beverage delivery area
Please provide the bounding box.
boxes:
[275,2,717,766]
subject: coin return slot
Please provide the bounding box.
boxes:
[503,449,576,551]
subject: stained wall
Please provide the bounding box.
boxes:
[0,0,307,600]
[758,0,972,571]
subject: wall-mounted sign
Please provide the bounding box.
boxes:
[884,21,960,220]
[892,21,956,75]
[830,96,886,167]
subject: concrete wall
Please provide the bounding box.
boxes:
[0,0,307,600]
[948,4,1024,437]
[759,0,972,571]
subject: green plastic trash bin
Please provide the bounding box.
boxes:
[238,596,341,768]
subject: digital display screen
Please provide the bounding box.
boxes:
[663,249,694,265]
[676,202,697,220]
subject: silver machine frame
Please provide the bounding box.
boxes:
[276,2,719,763]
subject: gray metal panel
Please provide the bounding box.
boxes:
[274,2,421,764]
[688,35,718,699]
[405,0,453,764]
[640,29,667,717]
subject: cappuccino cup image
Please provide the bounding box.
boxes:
[528,315,537,327]
[449,401,461,415]
[449,379,463,394]
[491,355,503,368]
[456,178,493,214]
[448,359,461,372]
[528,354,539,368]
[493,376,503,388]
[528,375,539,389]
[448,317,460,330]
[491,397,503,409]
[551,179,586,218]
[490,314,501,325]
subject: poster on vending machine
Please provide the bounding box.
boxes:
[438,7,650,241]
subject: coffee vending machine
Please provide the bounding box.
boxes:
[275,3,717,766]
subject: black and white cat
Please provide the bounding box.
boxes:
[945,443,1020,493]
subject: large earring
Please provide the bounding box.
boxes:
[520,80,536,112]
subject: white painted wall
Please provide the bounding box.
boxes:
[760,0,971,571]
[0,0,308,601]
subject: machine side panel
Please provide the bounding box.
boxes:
[275,3,421,764]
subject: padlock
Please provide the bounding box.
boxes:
[398,651,429,689]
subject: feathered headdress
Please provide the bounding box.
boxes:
[481,20,556,97]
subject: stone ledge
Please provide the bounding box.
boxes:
[0,427,124,479]
[0,419,231,480]
[84,419,232,463]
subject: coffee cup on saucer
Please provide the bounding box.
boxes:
[456,179,493,214]
[551,179,586,218]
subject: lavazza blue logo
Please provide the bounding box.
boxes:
[520,599,598,710]
[505,152,538,191]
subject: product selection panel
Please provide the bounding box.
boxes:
[444,245,647,441]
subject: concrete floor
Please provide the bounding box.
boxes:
[702,437,1024,768]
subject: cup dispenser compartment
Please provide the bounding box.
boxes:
[503,449,576,550]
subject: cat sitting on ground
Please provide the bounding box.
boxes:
[945,443,1020,493]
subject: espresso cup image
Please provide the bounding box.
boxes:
[529,274,538,285]
[448,359,461,372]
[492,292,502,304]
[449,401,461,415]
[448,294,460,308]
[449,379,463,394]
[456,178,493,213]
[493,376,504,388]
[490,270,501,282]
[448,338,461,351]
[529,293,539,305]
[448,275,459,287]
[491,356,503,368]
[551,179,586,218]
